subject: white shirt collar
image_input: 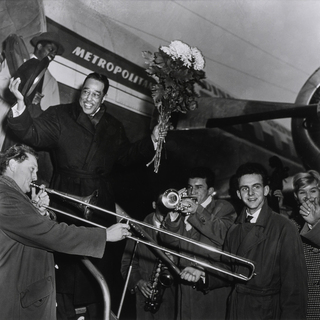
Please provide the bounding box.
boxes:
[89,107,101,118]
[200,195,213,208]
[246,208,262,223]
[152,213,162,229]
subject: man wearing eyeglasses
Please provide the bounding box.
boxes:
[7,72,165,319]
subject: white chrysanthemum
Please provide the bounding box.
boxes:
[160,41,204,70]
[170,40,192,66]
[160,45,174,58]
[191,47,205,70]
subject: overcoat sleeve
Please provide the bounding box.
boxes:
[7,105,61,148]
[7,104,154,166]
[0,187,106,258]
[278,222,308,319]
[188,200,236,247]
[300,220,320,246]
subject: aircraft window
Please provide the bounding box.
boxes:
[288,141,298,157]
[272,130,283,150]
[252,123,264,141]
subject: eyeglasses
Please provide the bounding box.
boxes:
[81,89,102,100]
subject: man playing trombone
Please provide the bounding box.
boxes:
[0,144,131,320]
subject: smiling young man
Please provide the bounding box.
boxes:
[7,72,164,319]
[207,162,308,320]
[162,167,236,320]
[236,166,270,222]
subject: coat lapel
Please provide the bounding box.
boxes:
[73,103,108,169]
[236,202,270,256]
[77,110,95,134]
[82,106,111,169]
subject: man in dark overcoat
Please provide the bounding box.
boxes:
[192,162,308,319]
[7,73,164,319]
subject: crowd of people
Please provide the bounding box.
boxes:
[1,30,320,320]
[121,162,320,320]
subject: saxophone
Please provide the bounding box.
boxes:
[144,257,174,314]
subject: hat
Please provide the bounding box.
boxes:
[30,32,64,55]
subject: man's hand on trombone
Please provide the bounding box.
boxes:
[106,223,131,242]
[31,184,50,217]
[180,266,205,283]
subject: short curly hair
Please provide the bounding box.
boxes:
[0,144,38,174]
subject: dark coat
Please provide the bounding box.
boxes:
[209,201,308,320]
[0,175,106,320]
[162,198,236,320]
[7,101,153,212]
[121,213,177,320]
[299,223,320,319]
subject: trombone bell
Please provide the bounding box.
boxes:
[72,190,99,220]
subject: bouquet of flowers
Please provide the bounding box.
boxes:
[142,40,206,173]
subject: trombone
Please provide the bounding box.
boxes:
[31,182,256,282]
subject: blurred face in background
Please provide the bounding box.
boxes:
[35,42,58,61]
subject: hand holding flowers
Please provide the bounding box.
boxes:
[143,40,206,173]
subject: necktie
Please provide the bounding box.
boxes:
[245,215,253,223]
[89,114,100,127]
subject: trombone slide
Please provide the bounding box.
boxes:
[31,183,256,281]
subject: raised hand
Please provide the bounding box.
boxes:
[9,77,25,111]
[299,198,320,226]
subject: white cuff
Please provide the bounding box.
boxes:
[11,103,26,117]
